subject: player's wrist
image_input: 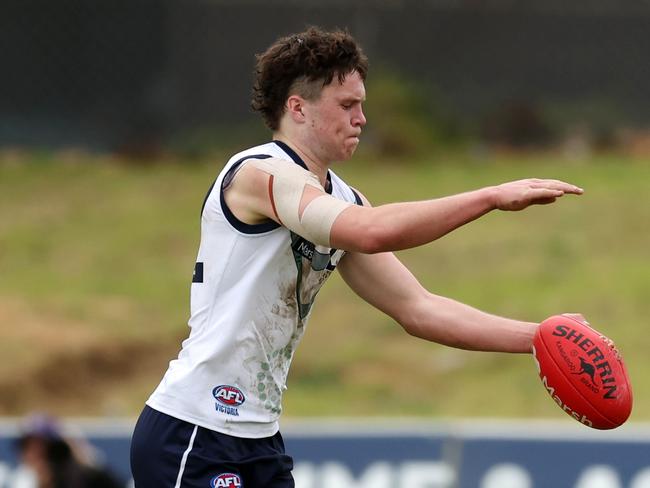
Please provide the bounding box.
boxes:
[480,186,500,211]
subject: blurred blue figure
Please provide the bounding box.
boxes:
[11,414,122,488]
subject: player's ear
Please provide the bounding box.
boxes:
[286,95,306,123]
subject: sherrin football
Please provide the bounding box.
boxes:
[532,315,632,429]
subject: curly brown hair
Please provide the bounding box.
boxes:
[251,27,369,131]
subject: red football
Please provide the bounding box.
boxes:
[532,315,633,429]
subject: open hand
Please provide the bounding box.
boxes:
[493,178,583,211]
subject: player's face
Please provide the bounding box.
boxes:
[303,70,367,163]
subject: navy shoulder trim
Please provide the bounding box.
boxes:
[202,154,280,234]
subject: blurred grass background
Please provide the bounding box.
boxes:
[3,2,650,428]
[1,150,647,421]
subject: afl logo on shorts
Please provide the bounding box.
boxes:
[210,473,242,488]
[213,385,245,406]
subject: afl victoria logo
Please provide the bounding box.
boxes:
[212,385,245,406]
[211,473,242,488]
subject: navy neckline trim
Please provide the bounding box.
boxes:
[273,140,307,169]
[272,140,333,194]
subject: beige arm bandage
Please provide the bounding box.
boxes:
[247,158,352,246]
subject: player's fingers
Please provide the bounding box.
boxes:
[528,188,564,201]
[530,179,583,194]
[561,313,590,326]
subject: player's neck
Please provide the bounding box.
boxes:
[272,134,329,186]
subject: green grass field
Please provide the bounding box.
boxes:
[1,151,648,422]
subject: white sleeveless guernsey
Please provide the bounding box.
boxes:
[146,141,361,438]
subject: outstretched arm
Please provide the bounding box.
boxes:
[224,158,583,253]
[330,179,583,253]
[337,249,537,353]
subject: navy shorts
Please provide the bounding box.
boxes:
[130,406,294,488]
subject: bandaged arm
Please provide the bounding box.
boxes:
[248,158,352,247]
